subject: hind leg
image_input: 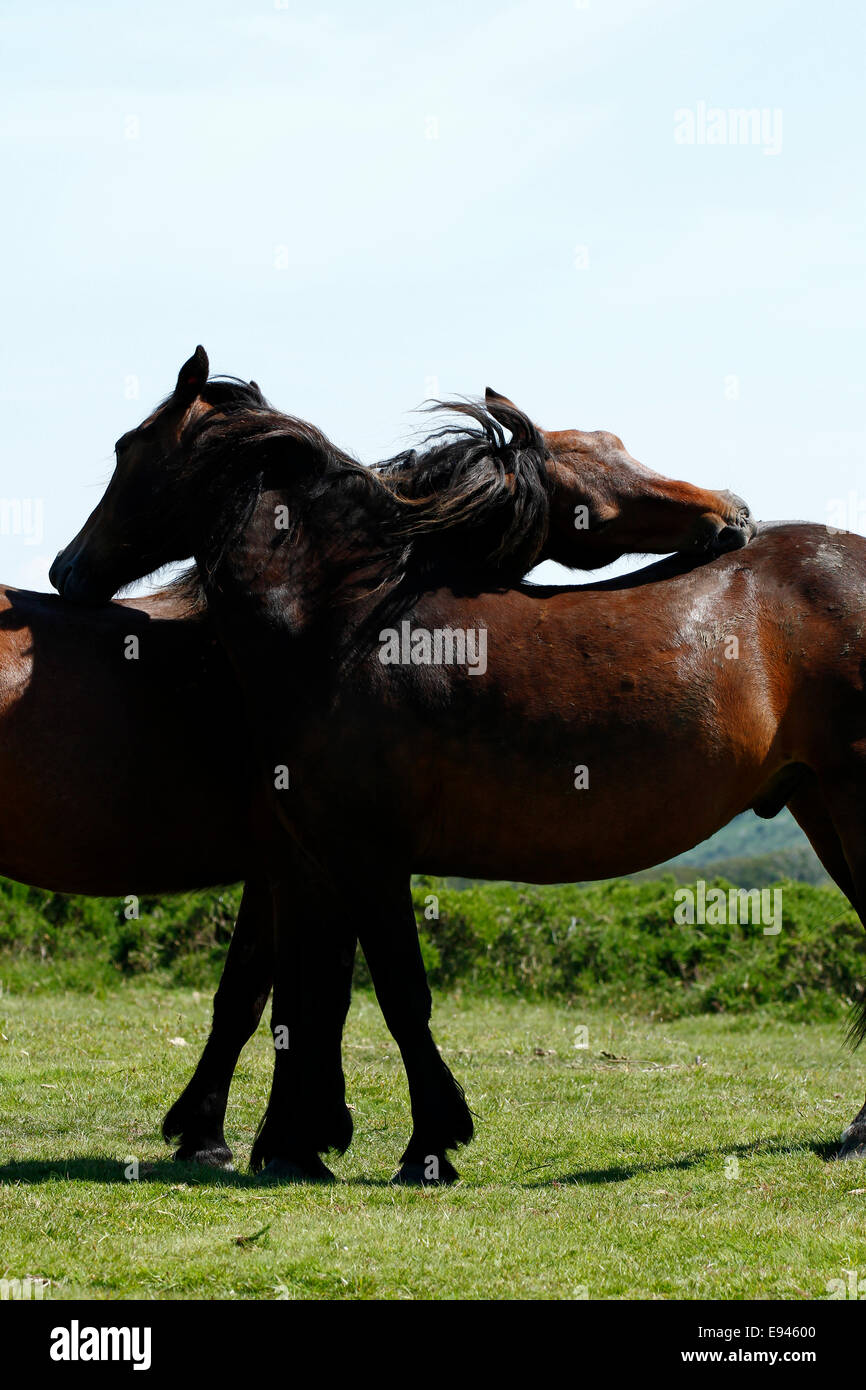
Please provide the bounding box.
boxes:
[802,755,866,1158]
[162,879,273,1167]
[788,778,860,910]
[250,874,356,1180]
[358,879,473,1185]
[252,867,472,1184]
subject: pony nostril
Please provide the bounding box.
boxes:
[713,525,750,554]
[719,492,756,537]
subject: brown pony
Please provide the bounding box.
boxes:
[0,351,748,1170]
[52,352,866,1183]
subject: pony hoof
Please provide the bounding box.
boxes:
[172,1143,234,1170]
[258,1156,336,1184]
[392,1157,460,1186]
[837,1124,866,1161]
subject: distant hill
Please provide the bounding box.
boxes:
[633,809,827,886]
[444,809,829,894]
[666,808,811,866]
[629,846,828,888]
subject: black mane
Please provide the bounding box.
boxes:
[378,397,549,578]
[200,377,267,411]
[168,388,551,641]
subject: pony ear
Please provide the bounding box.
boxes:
[484,387,536,448]
[173,346,209,402]
[485,386,521,417]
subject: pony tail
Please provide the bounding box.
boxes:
[846,994,866,1050]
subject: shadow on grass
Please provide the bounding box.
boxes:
[0,1156,403,1189]
[538,1135,842,1187]
[0,1156,267,1188]
[0,1137,846,1191]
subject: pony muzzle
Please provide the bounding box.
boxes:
[705,495,758,554]
[50,549,115,605]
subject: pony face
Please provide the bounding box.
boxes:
[50,348,264,602]
[532,417,756,570]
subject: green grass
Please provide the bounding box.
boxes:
[2,984,866,1300]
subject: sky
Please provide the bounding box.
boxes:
[1,0,864,593]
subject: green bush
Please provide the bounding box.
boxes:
[0,879,242,990]
[410,875,866,1022]
[0,873,863,1024]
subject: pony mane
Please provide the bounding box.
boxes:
[200,377,267,410]
[154,375,268,414]
[149,567,209,617]
[378,397,549,571]
[173,391,552,641]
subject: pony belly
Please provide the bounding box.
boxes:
[409,734,771,885]
[0,607,249,896]
[0,742,247,896]
[0,808,245,897]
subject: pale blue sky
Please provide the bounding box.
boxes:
[1,0,863,592]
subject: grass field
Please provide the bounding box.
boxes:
[2,984,866,1300]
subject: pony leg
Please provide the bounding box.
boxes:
[358,883,473,1185]
[806,757,866,1158]
[250,876,355,1180]
[788,778,859,910]
[163,878,273,1167]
